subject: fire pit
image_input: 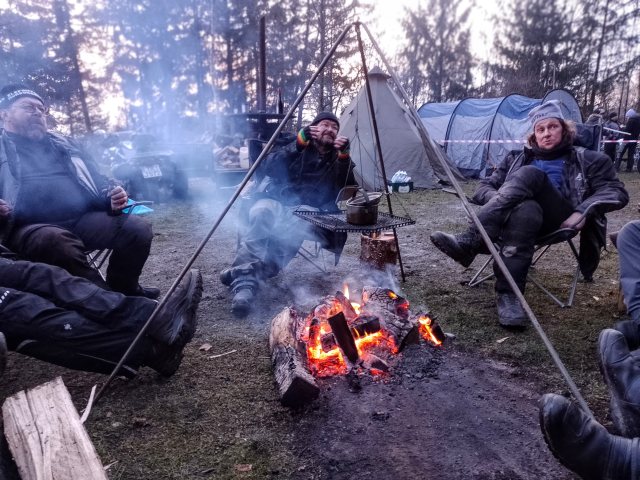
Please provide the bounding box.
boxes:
[269,286,445,407]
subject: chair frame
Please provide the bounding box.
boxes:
[292,186,359,273]
[467,228,581,308]
[466,198,623,308]
[297,240,329,273]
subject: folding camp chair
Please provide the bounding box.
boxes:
[293,186,360,273]
[467,200,620,308]
[468,227,580,308]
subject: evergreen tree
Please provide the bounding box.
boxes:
[490,0,575,98]
[397,0,474,104]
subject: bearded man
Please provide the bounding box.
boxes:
[430,100,628,327]
[219,111,357,317]
[0,84,158,299]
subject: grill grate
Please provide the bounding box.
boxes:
[293,209,415,233]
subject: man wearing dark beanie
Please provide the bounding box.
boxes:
[0,83,159,299]
[219,110,357,317]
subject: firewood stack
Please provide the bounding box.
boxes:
[213,145,250,170]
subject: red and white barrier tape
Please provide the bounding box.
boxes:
[439,139,639,144]
[439,139,525,144]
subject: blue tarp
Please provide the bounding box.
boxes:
[418,89,583,178]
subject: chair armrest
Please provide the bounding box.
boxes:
[582,200,624,217]
[536,228,579,246]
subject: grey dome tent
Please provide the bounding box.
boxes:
[417,89,583,178]
[339,67,464,190]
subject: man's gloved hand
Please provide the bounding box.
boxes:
[561,211,586,230]
[296,126,313,151]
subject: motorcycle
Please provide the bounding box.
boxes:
[103,133,189,203]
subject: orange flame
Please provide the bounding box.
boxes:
[343,283,361,314]
[305,291,396,376]
[418,315,442,346]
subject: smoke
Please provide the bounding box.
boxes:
[287,251,401,311]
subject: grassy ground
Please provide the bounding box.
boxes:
[2,172,640,479]
[401,171,640,423]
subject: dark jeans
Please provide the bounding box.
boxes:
[477,166,575,293]
[229,198,346,284]
[618,141,638,171]
[618,221,640,323]
[7,210,153,294]
[604,142,617,164]
[0,257,156,375]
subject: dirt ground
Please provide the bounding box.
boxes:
[2,173,640,479]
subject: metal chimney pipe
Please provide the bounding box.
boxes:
[258,16,266,112]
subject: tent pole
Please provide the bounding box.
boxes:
[360,22,594,419]
[93,22,357,406]
[354,24,407,282]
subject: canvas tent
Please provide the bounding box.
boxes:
[417,90,583,178]
[339,67,464,190]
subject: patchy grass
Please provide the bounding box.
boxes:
[1,173,639,479]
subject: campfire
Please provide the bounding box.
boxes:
[269,285,445,407]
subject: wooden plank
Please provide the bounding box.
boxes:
[2,377,107,480]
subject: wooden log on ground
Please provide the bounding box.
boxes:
[269,307,319,407]
[2,376,108,480]
[360,232,398,269]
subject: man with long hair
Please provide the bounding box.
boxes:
[430,100,628,327]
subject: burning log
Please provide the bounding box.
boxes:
[416,313,446,345]
[327,312,359,363]
[360,232,398,270]
[360,286,419,350]
[360,352,389,372]
[334,290,358,320]
[269,307,319,407]
[320,315,381,353]
[309,292,356,326]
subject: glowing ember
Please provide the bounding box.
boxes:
[418,314,443,346]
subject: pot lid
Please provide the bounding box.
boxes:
[346,191,383,207]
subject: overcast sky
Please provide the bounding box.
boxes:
[365,0,499,61]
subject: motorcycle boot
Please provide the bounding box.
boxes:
[598,328,640,438]
[539,393,640,480]
[495,291,527,328]
[230,275,259,318]
[219,264,261,287]
[614,319,640,350]
[148,269,202,346]
[430,228,483,268]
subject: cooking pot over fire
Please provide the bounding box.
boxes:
[345,189,383,225]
